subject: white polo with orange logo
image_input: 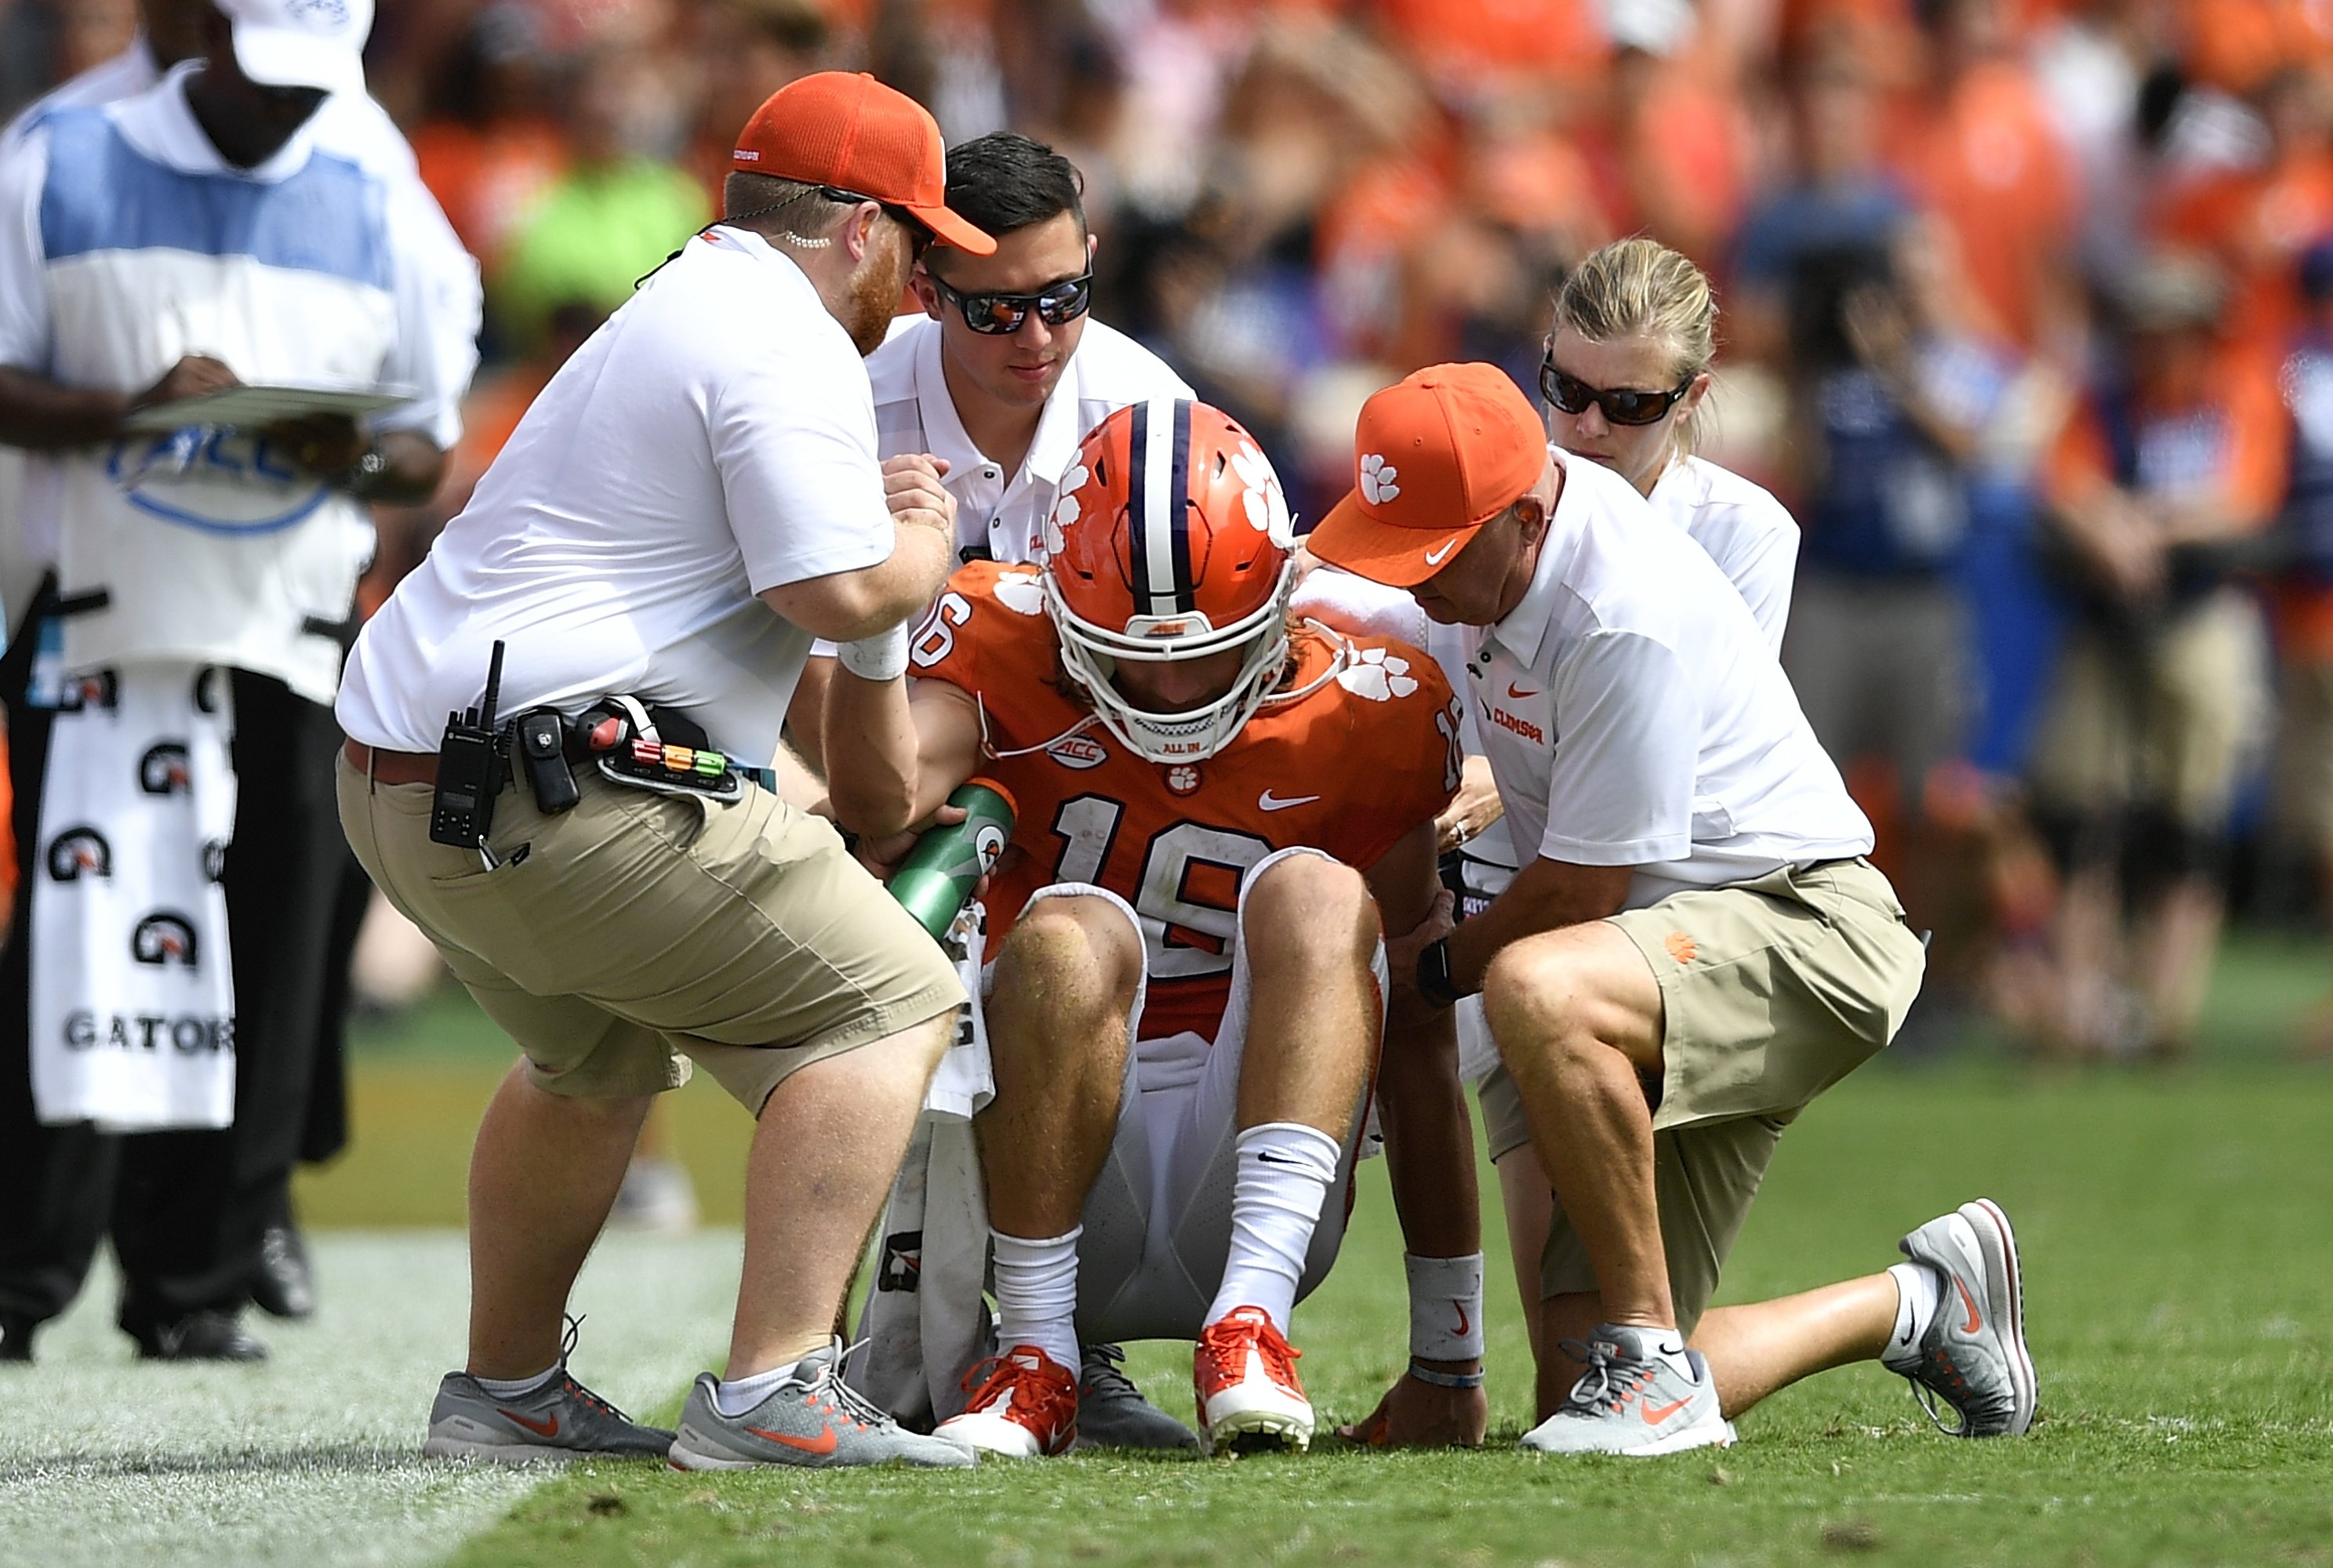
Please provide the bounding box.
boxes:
[1466,447,1872,912]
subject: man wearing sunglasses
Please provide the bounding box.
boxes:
[883,132,1192,568]
[802,130,1203,1452]
[791,133,1194,774]
[1306,363,2035,1457]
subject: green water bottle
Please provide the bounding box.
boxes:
[889,779,1019,941]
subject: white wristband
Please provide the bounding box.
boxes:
[838,623,909,682]
[1405,1251,1485,1361]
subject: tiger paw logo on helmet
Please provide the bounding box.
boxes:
[1229,442,1293,543]
[1359,453,1400,506]
[1040,398,1301,764]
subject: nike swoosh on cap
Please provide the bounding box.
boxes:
[1423,535,1460,566]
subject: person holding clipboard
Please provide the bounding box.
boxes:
[0,0,471,1364]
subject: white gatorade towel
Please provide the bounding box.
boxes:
[30,660,237,1130]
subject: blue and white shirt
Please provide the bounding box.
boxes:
[0,63,476,703]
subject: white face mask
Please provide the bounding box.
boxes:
[1045,560,1298,764]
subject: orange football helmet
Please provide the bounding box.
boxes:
[1037,398,1299,761]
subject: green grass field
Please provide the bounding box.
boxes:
[9,934,2328,1567]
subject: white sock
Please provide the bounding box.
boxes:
[472,1366,558,1399]
[714,1356,805,1417]
[1637,1329,1697,1380]
[1205,1122,1342,1333]
[991,1227,1082,1374]
[1882,1261,1942,1371]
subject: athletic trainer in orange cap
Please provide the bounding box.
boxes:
[731,71,995,262]
[1307,361,1546,590]
[339,71,990,1472]
[1310,362,2029,1462]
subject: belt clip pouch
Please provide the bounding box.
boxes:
[515,708,580,814]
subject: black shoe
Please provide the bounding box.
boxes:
[1074,1342,1200,1450]
[0,1314,34,1364]
[251,1224,316,1320]
[132,1309,268,1362]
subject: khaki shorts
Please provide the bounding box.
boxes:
[2029,589,2269,829]
[338,755,963,1112]
[1477,857,1925,1333]
[2272,656,2333,853]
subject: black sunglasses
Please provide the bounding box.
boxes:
[819,186,931,260]
[1539,351,1694,426]
[928,270,1094,336]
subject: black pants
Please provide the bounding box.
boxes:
[0,619,348,1330]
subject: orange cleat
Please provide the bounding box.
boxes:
[935,1346,1079,1457]
[1194,1306,1313,1454]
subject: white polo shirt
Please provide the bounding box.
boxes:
[1467,448,1871,911]
[867,312,1194,564]
[1647,455,1799,653]
[339,227,891,764]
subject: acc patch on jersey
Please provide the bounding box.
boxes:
[1047,733,1108,770]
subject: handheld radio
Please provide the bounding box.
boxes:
[429,641,507,851]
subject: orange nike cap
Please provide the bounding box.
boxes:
[732,71,996,256]
[1308,363,1548,587]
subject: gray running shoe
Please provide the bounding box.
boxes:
[424,1315,671,1464]
[1518,1324,1736,1457]
[667,1341,977,1470]
[423,1337,674,1466]
[1074,1344,1200,1452]
[1888,1198,2037,1437]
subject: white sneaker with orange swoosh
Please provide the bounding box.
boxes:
[1888,1198,2037,1437]
[667,1341,976,1469]
[1518,1325,1735,1456]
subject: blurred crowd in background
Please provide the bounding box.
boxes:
[5,0,2330,1065]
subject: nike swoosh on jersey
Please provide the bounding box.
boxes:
[1258,790,1321,811]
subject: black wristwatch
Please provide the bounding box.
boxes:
[1415,937,1459,1010]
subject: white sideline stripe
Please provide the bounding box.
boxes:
[0,1229,743,1568]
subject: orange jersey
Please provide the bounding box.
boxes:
[912,561,1461,1042]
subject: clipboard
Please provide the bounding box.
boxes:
[121,384,417,433]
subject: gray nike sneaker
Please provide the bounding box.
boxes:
[424,1316,672,1464]
[1074,1343,1201,1452]
[667,1341,977,1470]
[1888,1198,2037,1437]
[1518,1324,1736,1457]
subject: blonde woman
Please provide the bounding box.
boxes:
[1541,236,1797,652]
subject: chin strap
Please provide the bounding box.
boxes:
[1263,622,1353,709]
[976,694,1104,761]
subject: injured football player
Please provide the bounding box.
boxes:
[827,398,1490,1455]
